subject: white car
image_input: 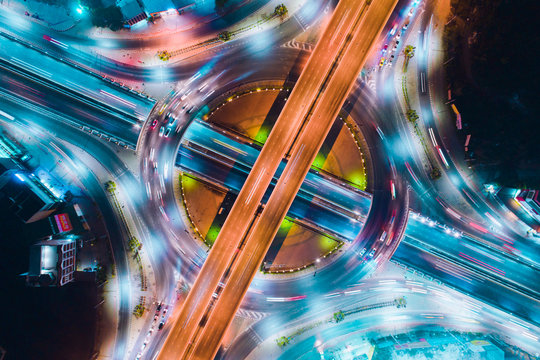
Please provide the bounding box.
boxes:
[158,126,165,137]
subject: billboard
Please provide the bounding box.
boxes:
[54,213,73,233]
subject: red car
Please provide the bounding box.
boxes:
[150,119,158,129]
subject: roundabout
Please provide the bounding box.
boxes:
[138,71,409,307]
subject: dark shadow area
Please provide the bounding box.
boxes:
[445,0,540,187]
[261,219,292,271]
[253,49,307,144]
[205,191,237,244]
[0,207,96,360]
[317,119,343,160]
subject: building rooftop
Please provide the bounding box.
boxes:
[141,0,175,15]
[0,170,61,223]
[117,0,146,21]
[27,239,77,287]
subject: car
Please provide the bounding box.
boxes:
[396,32,401,40]
[186,106,195,114]
[168,116,176,126]
[150,119,158,129]
[158,126,165,137]
[158,321,165,330]
[368,249,376,258]
[382,44,388,53]
[156,302,162,312]
[198,82,208,92]
[379,58,386,67]
[164,127,172,138]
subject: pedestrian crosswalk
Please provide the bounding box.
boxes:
[281,40,313,52]
[358,72,377,92]
[236,308,267,320]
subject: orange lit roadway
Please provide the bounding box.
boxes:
[183,0,398,358]
[157,0,397,358]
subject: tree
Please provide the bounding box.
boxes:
[403,45,415,72]
[333,310,345,322]
[276,336,290,348]
[96,263,108,283]
[406,109,419,123]
[133,304,145,318]
[215,0,229,13]
[218,31,232,42]
[158,51,171,61]
[91,6,124,31]
[403,45,415,59]
[274,4,288,18]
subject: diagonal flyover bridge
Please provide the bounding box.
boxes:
[157,0,400,358]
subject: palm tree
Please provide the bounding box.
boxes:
[407,109,419,123]
[403,45,416,72]
[274,4,288,18]
[404,45,416,59]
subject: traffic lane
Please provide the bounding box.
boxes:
[393,239,540,325]
[0,35,154,117]
[0,68,140,145]
[139,113,210,282]
[404,218,540,297]
[157,0,376,357]
[227,289,539,360]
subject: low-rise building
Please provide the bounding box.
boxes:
[0,170,63,223]
[515,189,540,223]
[117,0,147,26]
[27,239,77,287]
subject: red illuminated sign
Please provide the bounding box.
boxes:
[54,213,73,233]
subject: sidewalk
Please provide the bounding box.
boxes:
[93,0,308,67]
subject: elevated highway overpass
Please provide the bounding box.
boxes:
[158,0,400,358]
